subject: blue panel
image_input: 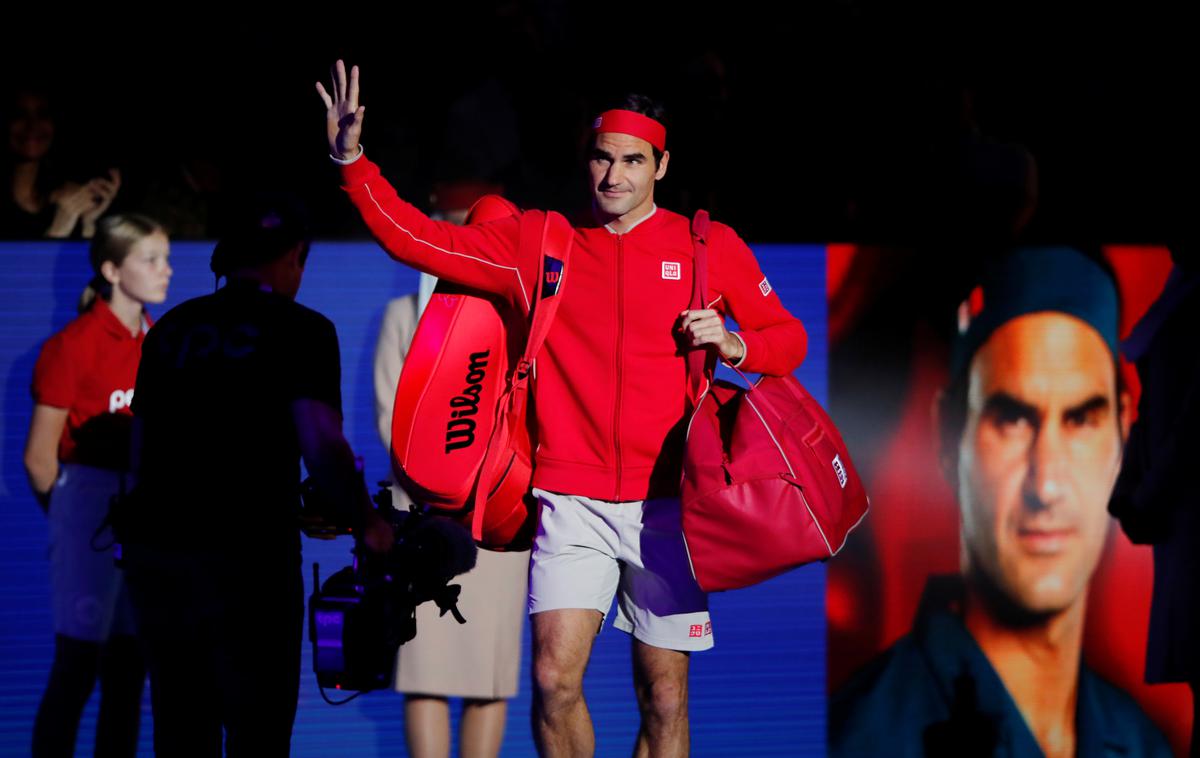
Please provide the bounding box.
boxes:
[0,239,826,756]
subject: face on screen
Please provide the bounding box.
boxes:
[956,312,1123,617]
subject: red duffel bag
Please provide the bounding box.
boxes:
[680,211,869,592]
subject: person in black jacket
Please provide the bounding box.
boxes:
[122,196,393,757]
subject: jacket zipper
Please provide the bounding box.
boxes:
[613,234,624,500]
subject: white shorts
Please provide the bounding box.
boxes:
[529,488,713,652]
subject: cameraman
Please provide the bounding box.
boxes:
[122,196,392,757]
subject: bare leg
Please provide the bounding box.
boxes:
[531,609,603,757]
[631,639,690,758]
[404,695,451,758]
[460,698,508,758]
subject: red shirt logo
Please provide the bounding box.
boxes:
[109,388,135,413]
[662,262,681,281]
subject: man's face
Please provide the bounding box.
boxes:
[957,312,1124,616]
[588,132,668,227]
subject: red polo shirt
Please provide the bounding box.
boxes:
[31,298,151,468]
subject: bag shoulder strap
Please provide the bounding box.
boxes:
[687,210,712,402]
[520,210,573,377]
[690,209,711,308]
[687,210,757,394]
[469,210,573,544]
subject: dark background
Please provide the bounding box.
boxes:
[3,1,1193,244]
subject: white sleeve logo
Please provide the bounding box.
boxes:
[832,455,848,489]
[759,277,772,296]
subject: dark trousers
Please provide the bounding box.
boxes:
[125,551,303,758]
[31,634,144,758]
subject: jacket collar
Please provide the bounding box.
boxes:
[602,204,659,236]
[91,297,151,340]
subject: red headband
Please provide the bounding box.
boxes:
[592,109,667,152]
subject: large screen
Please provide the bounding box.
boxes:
[826,245,1190,757]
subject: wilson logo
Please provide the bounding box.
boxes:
[542,255,565,298]
[832,455,847,489]
[445,350,489,453]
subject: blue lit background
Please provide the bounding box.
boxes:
[0,240,826,756]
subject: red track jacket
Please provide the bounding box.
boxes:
[341,155,807,501]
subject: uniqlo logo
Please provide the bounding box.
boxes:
[662,262,681,280]
[758,277,772,296]
[689,624,703,638]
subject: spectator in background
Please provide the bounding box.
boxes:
[850,78,1038,248]
[374,181,529,758]
[25,213,172,757]
[1,88,120,239]
[135,144,223,239]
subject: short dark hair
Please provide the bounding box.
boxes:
[597,93,669,166]
[939,247,1125,474]
[210,193,311,279]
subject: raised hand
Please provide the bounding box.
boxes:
[80,168,121,237]
[316,59,365,161]
[45,182,95,238]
